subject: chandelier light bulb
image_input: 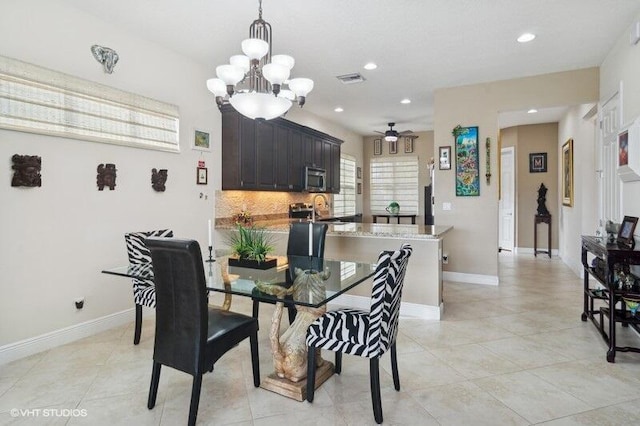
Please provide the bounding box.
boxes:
[206,78,227,97]
[241,38,269,60]
[288,78,314,97]
[216,64,244,86]
[263,63,290,85]
[271,54,295,70]
[229,55,250,74]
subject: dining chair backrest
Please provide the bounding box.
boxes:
[286,222,328,281]
[124,229,174,265]
[287,222,328,257]
[146,237,208,376]
[366,243,412,357]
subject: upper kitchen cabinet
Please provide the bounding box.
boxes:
[221,106,342,193]
[221,109,257,189]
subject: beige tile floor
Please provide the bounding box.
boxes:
[2,253,640,425]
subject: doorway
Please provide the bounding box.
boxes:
[499,146,515,252]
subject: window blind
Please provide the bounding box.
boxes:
[0,55,179,152]
[370,156,419,214]
[333,154,356,216]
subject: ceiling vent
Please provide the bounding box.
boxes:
[336,73,366,85]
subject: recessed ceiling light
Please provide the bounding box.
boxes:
[363,62,377,70]
[400,98,411,104]
[517,33,536,43]
[527,108,538,114]
[334,107,344,112]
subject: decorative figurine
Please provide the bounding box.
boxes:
[537,183,550,215]
[11,154,42,187]
[151,168,168,192]
[97,163,117,190]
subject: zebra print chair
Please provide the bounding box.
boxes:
[124,229,173,344]
[306,243,412,424]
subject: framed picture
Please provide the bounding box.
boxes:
[618,216,638,245]
[389,139,398,154]
[619,129,629,166]
[357,182,362,194]
[454,126,480,196]
[193,129,211,151]
[404,137,414,153]
[562,139,573,207]
[529,152,547,173]
[197,167,208,185]
[357,166,362,179]
[439,146,451,170]
[374,139,382,155]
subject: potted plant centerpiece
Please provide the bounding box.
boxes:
[227,224,277,269]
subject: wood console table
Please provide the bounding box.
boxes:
[372,214,417,224]
[581,235,640,362]
[534,214,551,258]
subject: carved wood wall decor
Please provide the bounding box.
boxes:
[11,154,42,187]
[97,163,117,190]
[151,168,168,192]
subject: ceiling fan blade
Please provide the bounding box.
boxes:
[374,130,385,135]
[398,130,414,135]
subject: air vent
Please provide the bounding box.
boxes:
[336,73,366,85]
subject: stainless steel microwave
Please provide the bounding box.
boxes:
[304,166,326,192]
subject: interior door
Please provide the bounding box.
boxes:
[499,147,515,252]
[599,88,621,228]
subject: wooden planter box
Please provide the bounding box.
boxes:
[228,257,277,270]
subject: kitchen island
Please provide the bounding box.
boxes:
[216,220,452,319]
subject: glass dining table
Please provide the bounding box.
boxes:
[102,254,377,401]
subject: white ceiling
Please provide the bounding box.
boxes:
[60,0,640,136]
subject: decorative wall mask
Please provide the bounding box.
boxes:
[11,154,42,187]
[97,163,117,190]
[151,168,168,192]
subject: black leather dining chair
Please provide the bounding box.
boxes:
[146,238,260,426]
[251,222,328,324]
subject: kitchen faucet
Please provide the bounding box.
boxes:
[311,194,330,222]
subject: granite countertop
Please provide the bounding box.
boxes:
[216,218,452,240]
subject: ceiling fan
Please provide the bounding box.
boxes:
[374,122,414,142]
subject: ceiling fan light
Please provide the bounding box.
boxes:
[206,78,228,97]
[271,54,295,70]
[288,78,314,96]
[241,38,269,60]
[229,55,250,74]
[216,64,244,85]
[229,92,292,120]
[263,63,290,85]
[385,135,398,142]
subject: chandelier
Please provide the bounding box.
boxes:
[206,0,313,120]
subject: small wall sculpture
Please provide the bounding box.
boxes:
[537,183,550,215]
[151,168,168,192]
[97,163,117,190]
[11,154,42,187]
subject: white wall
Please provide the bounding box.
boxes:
[0,0,219,346]
[600,12,640,225]
[558,104,598,276]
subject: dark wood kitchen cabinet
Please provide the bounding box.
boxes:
[221,109,257,189]
[221,105,342,192]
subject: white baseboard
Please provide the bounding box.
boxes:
[328,294,442,320]
[443,271,499,286]
[0,309,134,365]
